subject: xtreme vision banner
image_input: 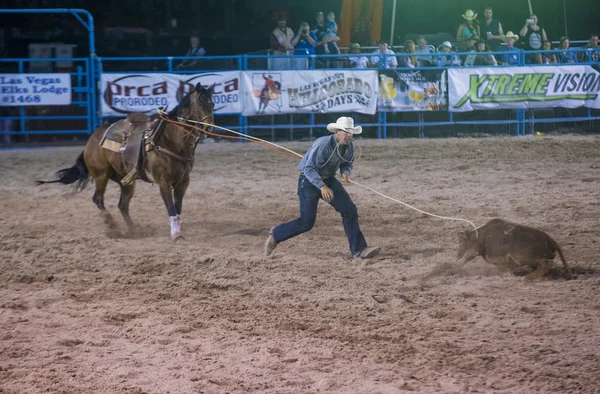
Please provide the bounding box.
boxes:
[448,66,600,112]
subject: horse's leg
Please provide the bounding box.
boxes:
[173,175,190,233]
[118,182,136,234]
[158,181,184,243]
[92,172,118,230]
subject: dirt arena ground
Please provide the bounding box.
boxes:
[1,135,599,394]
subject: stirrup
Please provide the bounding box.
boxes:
[121,168,138,185]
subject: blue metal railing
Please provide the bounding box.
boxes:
[2,22,599,144]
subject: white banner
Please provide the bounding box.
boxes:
[0,73,71,106]
[241,70,378,116]
[449,65,600,112]
[101,72,241,116]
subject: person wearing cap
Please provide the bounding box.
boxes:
[435,41,461,66]
[265,116,381,260]
[497,31,521,65]
[348,43,369,68]
[313,11,341,67]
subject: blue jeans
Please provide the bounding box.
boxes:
[272,174,367,256]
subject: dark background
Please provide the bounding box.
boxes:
[0,0,597,58]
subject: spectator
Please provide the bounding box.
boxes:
[541,40,557,64]
[435,41,461,67]
[497,32,520,65]
[270,16,295,55]
[473,39,498,66]
[323,12,340,54]
[456,9,481,52]
[370,41,398,69]
[415,36,434,66]
[557,36,578,64]
[578,33,599,66]
[398,40,417,68]
[348,43,369,68]
[176,35,206,70]
[481,6,504,51]
[313,11,341,67]
[519,14,548,64]
[291,22,317,55]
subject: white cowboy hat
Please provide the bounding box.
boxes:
[462,9,478,21]
[326,116,362,134]
[502,31,520,42]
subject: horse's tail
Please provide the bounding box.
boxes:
[36,151,90,193]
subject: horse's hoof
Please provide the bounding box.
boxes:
[173,234,186,243]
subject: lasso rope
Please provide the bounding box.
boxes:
[158,111,478,231]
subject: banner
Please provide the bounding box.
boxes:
[449,65,600,112]
[377,69,447,112]
[0,74,71,106]
[101,72,241,116]
[241,70,378,116]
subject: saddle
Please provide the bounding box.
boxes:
[99,113,161,185]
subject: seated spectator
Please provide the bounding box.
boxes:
[472,40,498,66]
[370,40,398,68]
[519,14,547,64]
[176,35,206,69]
[348,43,369,68]
[578,33,599,65]
[270,16,295,55]
[497,32,520,65]
[456,9,481,52]
[435,41,461,66]
[557,36,578,64]
[415,36,434,66]
[291,22,317,55]
[542,40,557,64]
[398,40,417,68]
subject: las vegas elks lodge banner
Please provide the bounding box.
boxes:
[101,72,242,116]
[241,70,378,116]
[448,65,600,112]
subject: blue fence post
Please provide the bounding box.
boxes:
[17,60,26,141]
[239,54,248,141]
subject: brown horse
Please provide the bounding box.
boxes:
[39,83,215,242]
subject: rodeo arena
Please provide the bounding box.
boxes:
[1,1,600,393]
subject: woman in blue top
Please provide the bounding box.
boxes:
[291,22,317,55]
[557,36,578,64]
[457,9,481,52]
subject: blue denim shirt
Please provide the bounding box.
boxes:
[497,46,520,64]
[298,134,354,189]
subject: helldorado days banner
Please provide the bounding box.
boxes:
[448,65,600,112]
[241,70,378,115]
[101,72,241,116]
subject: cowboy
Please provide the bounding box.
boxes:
[265,116,381,260]
[497,31,521,65]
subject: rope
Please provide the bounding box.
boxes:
[158,114,478,231]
